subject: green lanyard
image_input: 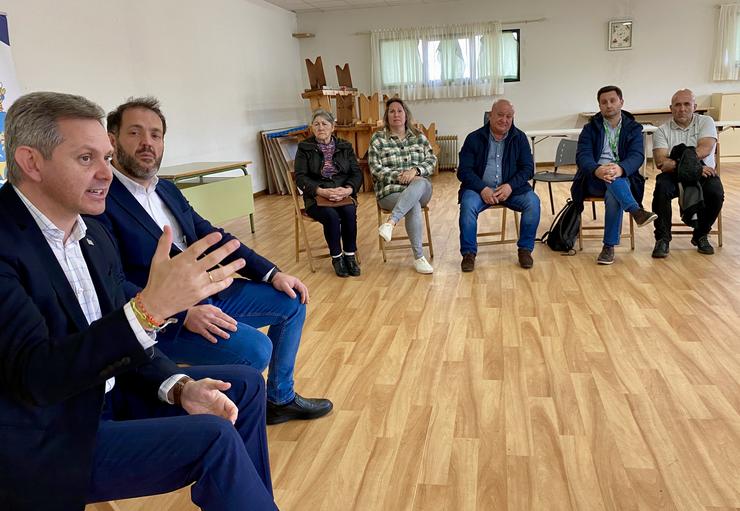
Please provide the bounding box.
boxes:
[603,119,621,162]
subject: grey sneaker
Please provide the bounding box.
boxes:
[630,208,658,227]
[597,245,615,265]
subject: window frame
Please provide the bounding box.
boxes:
[378,27,521,89]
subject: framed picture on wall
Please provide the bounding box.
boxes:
[608,19,633,51]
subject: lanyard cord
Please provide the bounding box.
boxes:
[603,119,621,162]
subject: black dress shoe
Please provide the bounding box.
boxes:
[652,239,670,258]
[332,256,349,277]
[266,394,333,425]
[344,254,361,276]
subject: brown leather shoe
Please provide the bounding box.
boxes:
[461,253,476,272]
[517,248,533,269]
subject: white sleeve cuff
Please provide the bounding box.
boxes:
[124,301,157,350]
[158,374,189,404]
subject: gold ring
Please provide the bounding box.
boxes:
[208,272,215,284]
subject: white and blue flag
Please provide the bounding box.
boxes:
[0,13,21,182]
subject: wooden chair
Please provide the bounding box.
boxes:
[670,142,723,247]
[477,205,520,248]
[578,197,635,250]
[288,170,332,272]
[376,202,434,262]
[532,138,578,214]
[88,502,122,511]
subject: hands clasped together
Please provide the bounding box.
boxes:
[480,183,513,205]
[595,162,624,183]
[316,186,353,202]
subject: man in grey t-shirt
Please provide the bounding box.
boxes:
[651,89,724,257]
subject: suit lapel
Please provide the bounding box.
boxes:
[156,182,196,246]
[80,231,115,315]
[0,185,89,331]
[109,177,163,242]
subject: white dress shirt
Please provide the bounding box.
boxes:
[112,168,188,251]
[14,187,183,402]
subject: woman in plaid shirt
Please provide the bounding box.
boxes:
[369,98,436,274]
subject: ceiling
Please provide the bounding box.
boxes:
[265,0,460,14]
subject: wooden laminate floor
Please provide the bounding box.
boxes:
[90,166,740,511]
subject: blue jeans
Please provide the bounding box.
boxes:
[459,188,541,253]
[587,176,639,247]
[158,280,305,405]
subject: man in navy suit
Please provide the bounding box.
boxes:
[95,97,332,425]
[0,91,277,510]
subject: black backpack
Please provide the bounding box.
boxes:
[540,199,581,254]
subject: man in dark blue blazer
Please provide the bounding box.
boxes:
[0,92,277,510]
[93,97,332,425]
[457,99,541,271]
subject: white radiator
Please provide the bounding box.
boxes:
[438,135,458,171]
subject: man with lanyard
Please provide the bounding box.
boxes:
[572,85,657,264]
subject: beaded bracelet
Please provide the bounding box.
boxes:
[132,292,164,330]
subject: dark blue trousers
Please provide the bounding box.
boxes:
[87,365,277,510]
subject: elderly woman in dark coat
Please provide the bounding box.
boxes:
[294,109,363,277]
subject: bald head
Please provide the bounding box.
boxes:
[671,89,696,105]
[489,99,514,139]
[670,89,697,128]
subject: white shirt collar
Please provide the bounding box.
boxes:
[14,185,87,245]
[669,114,696,131]
[112,166,159,195]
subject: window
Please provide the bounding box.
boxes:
[371,22,516,100]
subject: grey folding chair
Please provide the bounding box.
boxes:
[532,138,578,214]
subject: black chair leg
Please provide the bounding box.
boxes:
[592,201,597,220]
[547,182,555,215]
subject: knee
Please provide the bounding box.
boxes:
[704,178,725,203]
[194,414,244,449]
[523,192,541,213]
[227,365,266,404]
[653,176,674,198]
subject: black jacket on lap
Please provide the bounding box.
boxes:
[294,136,363,209]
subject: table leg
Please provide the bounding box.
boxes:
[249,213,255,233]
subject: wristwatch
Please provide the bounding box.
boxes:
[172,376,194,406]
[267,267,281,284]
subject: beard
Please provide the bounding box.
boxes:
[115,145,163,181]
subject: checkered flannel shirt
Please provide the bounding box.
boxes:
[368,128,437,201]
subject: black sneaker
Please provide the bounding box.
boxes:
[597,245,615,265]
[691,236,715,255]
[344,254,361,276]
[332,256,349,277]
[266,394,334,425]
[630,208,658,227]
[652,239,670,258]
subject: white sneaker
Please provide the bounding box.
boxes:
[413,256,434,274]
[378,222,394,242]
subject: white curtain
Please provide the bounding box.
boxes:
[370,22,505,100]
[712,4,740,81]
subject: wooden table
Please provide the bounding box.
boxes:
[159,161,255,233]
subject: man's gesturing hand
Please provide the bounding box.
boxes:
[138,226,246,322]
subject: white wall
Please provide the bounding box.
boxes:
[296,0,740,161]
[2,0,304,192]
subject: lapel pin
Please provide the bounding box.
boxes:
[86,238,95,246]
